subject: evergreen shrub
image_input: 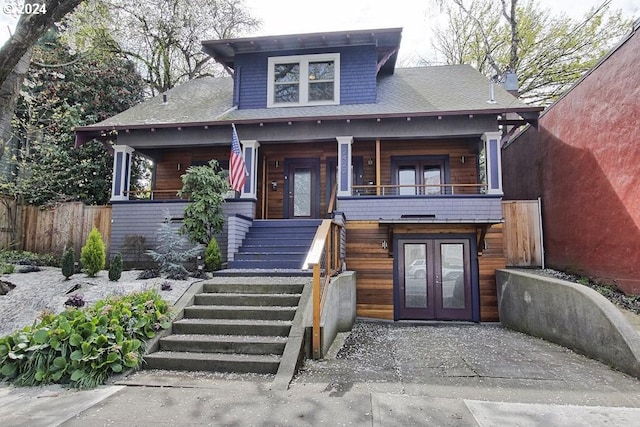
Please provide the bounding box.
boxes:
[80,228,106,277]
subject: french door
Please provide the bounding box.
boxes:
[397,238,473,320]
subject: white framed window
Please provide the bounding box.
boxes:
[267,53,340,107]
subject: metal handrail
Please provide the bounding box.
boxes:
[351,183,488,196]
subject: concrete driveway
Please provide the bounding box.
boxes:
[3,321,640,426]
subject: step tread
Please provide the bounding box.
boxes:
[186,305,297,311]
[145,351,281,362]
[174,318,292,325]
[162,334,287,343]
[196,292,301,298]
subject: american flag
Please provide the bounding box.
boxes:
[229,124,247,192]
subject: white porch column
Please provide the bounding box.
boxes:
[111,145,135,201]
[240,140,260,199]
[336,136,353,197]
[482,132,503,195]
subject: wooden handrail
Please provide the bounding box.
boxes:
[302,218,343,359]
[327,183,337,215]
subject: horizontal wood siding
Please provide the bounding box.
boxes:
[152,139,481,214]
[346,221,394,320]
[153,147,230,199]
[478,224,505,322]
[346,221,503,322]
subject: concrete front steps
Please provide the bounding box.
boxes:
[144,277,310,376]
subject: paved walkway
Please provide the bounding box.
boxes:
[3,321,640,426]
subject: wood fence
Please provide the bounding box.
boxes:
[502,199,544,268]
[0,198,111,256]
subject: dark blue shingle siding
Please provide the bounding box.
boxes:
[234,45,378,109]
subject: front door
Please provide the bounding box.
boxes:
[284,158,320,219]
[397,238,473,320]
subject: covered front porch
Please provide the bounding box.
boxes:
[109,131,504,225]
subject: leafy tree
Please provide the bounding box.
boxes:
[80,227,106,277]
[0,0,84,163]
[4,30,147,206]
[63,0,261,95]
[430,0,633,105]
[146,210,203,280]
[178,160,229,245]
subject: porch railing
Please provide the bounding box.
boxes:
[351,183,488,196]
[302,218,343,359]
[124,189,186,200]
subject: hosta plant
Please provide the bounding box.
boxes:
[0,290,171,389]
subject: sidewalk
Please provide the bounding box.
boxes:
[3,321,640,426]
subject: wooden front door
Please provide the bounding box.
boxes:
[284,158,320,219]
[397,238,473,320]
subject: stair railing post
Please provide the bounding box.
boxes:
[312,262,321,359]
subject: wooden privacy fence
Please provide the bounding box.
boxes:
[502,200,544,268]
[0,199,111,256]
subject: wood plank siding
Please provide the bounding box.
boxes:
[347,221,504,322]
[151,138,481,214]
[152,146,231,199]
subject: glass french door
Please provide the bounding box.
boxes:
[397,238,472,320]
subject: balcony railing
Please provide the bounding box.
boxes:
[351,183,488,196]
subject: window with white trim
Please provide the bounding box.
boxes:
[267,53,340,107]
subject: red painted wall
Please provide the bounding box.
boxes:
[503,26,640,293]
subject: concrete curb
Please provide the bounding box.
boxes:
[496,269,640,378]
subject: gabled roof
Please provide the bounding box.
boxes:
[202,27,403,74]
[76,65,541,136]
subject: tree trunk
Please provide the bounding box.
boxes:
[0,0,83,87]
[0,48,32,161]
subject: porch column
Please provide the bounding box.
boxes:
[241,140,260,199]
[482,132,503,195]
[336,136,353,197]
[111,145,135,201]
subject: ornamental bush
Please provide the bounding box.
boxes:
[108,252,123,281]
[204,238,222,271]
[61,247,75,280]
[0,290,171,389]
[146,210,203,280]
[80,228,106,277]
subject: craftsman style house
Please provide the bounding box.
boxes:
[75,28,541,323]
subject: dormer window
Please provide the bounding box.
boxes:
[267,53,340,107]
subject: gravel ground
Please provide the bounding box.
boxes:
[0,267,202,337]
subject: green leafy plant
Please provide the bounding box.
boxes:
[108,252,123,282]
[0,290,171,389]
[0,251,59,267]
[205,238,222,271]
[0,264,14,275]
[177,160,229,244]
[80,228,106,277]
[146,210,203,280]
[61,247,75,280]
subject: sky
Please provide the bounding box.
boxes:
[1,0,639,63]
